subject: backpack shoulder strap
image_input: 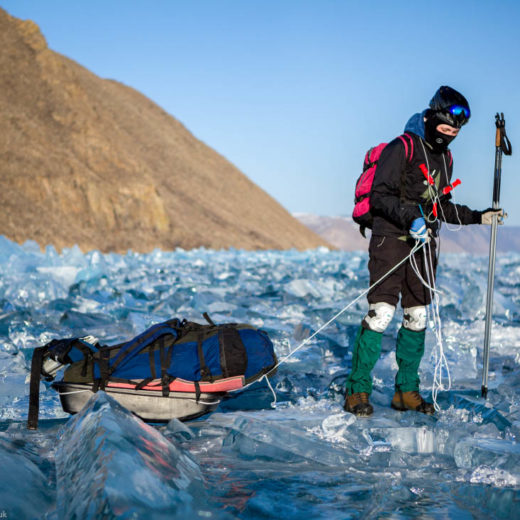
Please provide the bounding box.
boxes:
[397,133,414,162]
[397,133,415,203]
[447,150,453,167]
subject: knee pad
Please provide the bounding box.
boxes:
[363,302,396,333]
[402,306,427,331]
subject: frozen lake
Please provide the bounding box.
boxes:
[0,236,519,518]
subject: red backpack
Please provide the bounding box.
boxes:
[352,133,414,237]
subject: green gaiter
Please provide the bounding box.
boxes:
[395,327,426,392]
[346,326,382,395]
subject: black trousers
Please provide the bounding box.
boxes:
[367,235,437,308]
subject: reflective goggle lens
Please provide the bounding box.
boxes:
[449,105,470,118]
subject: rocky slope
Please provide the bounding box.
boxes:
[0,8,328,252]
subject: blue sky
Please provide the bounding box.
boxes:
[3,0,520,224]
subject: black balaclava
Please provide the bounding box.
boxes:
[424,86,471,153]
[424,111,457,153]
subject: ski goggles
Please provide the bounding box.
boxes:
[436,104,471,128]
[448,105,471,119]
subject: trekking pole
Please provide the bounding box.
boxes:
[481,113,512,399]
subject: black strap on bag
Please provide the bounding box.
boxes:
[203,312,216,326]
[158,336,168,396]
[98,349,110,390]
[80,354,90,378]
[158,336,177,397]
[194,380,201,403]
[27,347,47,430]
[91,348,110,392]
[163,341,175,396]
[135,345,157,390]
[165,342,174,372]
[197,332,213,381]
[135,377,154,390]
[218,326,248,378]
[149,345,157,380]
[218,328,230,378]
[134,344,159,390]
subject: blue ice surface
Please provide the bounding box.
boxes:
[0,236,520,518]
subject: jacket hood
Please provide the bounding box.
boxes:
[404,110,427,139]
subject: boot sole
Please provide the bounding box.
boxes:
[391,402,407,412]
[347,411,373,417]
[343,405,373,417]
[391,402,435,415]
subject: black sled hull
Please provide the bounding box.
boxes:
[52,382,223,422]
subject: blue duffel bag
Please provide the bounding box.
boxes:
[37,314,277,392]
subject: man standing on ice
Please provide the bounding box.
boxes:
[344,86,504,417]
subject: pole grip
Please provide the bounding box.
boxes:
[495,126,501,147]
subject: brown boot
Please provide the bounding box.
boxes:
[391,390,435,415]
[343,392,374,417]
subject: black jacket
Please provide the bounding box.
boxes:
[370,132,481,238]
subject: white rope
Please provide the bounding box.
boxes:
[185,398,222,405]
[437,153,463,231]
[422,240,451,410]
[407,238,449,410]
[413,141,462,409]
[57,389,93,396]
[419,140,438,224]
[418,140,463,232]
[408,243,443,295]
[264,374,278,408]
[229,241,426,397]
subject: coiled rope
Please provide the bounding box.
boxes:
[416,141,464,409]
[409,239,451,411]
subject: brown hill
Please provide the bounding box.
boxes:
[0,8,328,253]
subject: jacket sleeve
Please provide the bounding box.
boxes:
[439,195,482,225]
[370,139,422,229]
